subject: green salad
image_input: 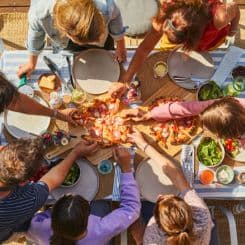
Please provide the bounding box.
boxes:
[198,80,223,101]
[62,163,80,186]
[197,137,223,166]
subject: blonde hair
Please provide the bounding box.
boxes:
[53,0,106,45]
[200,97,245,138]
[154,195,194,245]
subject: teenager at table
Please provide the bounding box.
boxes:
[122,97,245,139]
[128,128,213,245]
[109,0,240,96]
[0,138,98,243]
[0,72,79,125]
[27,147,141,245]
[17,0,127,78]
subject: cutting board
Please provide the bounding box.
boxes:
[135,86,203,157]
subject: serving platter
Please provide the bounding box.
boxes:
[167,48,215,89]
[73,49,120,94]
[4,95,51,138]
[51,158,99,201]
[136,158,178,202]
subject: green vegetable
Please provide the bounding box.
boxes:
[62,164,80,186]
[72,89,85,102]
[197,137,223,166]
[198,80,223,101]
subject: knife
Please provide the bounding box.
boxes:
[43,56,71,93]
[66,56,76,89]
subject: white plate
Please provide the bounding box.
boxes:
[73,49,120,94]
[51,158,99,201]
[226,145,245,163]
[167,48,215,89]
[136,158,178,203]
[4,95,50,138]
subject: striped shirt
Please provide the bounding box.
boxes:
[0,181,49,242]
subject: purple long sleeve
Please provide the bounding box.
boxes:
[27,173,140,245]
[151,98,245,121]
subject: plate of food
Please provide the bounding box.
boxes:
[216,165,234,185]
[4,95,51,138]
[37,73,61,94]
[136,158,178,202]
[72,49,120,94]
[197,80,223,101]
[167,47,215,89]
[51,158,99,201]
[197,136,225,168]
[222,138,245,162]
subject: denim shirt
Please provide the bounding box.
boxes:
[27,0,126,55]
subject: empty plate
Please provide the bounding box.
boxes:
[136,158,178,203]
[73,49,120,94]
[51,158,99,201]
[4,95,50,138]
[167,48,215,89]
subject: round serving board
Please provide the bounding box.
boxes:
[136,158,179,203]
[4,95,50,138]
[51,158,99,202]
[73,49,120,95]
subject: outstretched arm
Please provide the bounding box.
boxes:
[129,129,190,192]
[121,26,163,84]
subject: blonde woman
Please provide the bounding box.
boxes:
[18,0,127,77]
[128,128,213,245]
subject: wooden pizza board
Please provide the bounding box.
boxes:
[135,83,203,157]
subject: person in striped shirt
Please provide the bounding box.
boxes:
[0,137,98,242]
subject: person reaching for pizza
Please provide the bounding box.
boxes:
[127,128,213,245]
[122,97,245,139]
[0,72,80,126]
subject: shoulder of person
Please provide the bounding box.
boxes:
[29,0,55,20]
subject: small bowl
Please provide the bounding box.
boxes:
[37,73,61,94]
[61,162,81,188]
[97,160,113,175]
[153,61,168,78]
[216,165,234,185]
[197,136,225,168]
[199,169,215,185]
[71,89,87,105]
[196,81,223,101]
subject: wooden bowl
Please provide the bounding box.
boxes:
[37,73,62,94]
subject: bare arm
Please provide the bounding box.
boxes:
[121,26,163,83]
[129,129,190,192]
[214,2,240,35]
[40,141,98,191]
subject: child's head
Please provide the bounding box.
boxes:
[200,97,245,138]
[155,0,210,50]
[0,138,44,187]
[54,0,106,45]
[154,194,194,245]
[50,194,90,245]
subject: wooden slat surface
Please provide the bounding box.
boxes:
[0,0,30,7]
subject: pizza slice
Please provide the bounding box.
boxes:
[169,121,191,145]
[176,116,199,136]
[150,122,170,148]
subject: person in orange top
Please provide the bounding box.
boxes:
[109,0,240,96]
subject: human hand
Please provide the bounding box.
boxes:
[128,128,147,149]
[114,45,127,63]
[120,108,152,122]
[113,147,131,173]
[72,140,98,157]
[17,63,35,78]
[108,82,128,99]
[57,108,83,126]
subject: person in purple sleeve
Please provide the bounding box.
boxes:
[27,147,141,245]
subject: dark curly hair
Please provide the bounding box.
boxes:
[0,72,18,113]
[155,0,211,51]
[0,138,44,186]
